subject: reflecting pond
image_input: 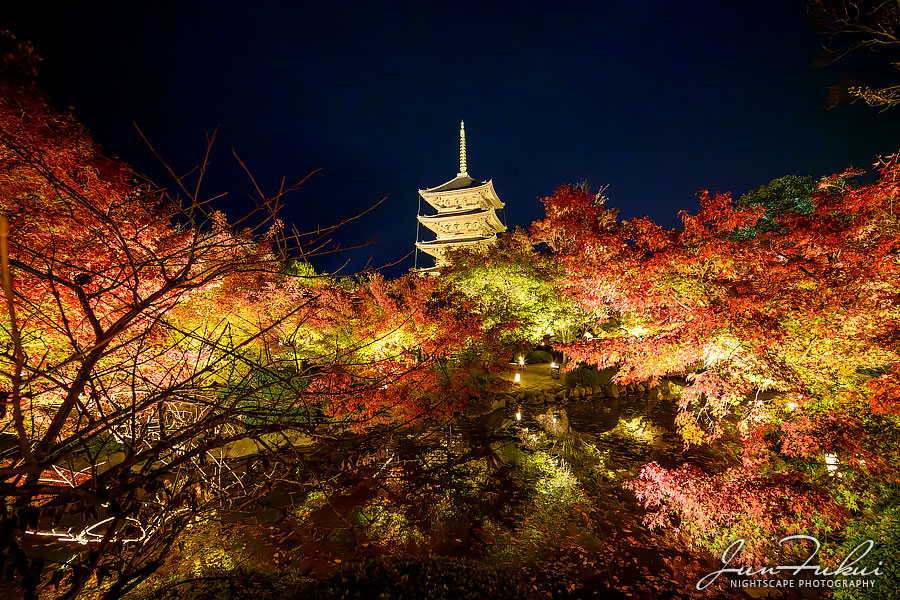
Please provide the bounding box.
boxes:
[202,394,748,598]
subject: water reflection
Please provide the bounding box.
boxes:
[24,392,736,598]
[257,395,722,574]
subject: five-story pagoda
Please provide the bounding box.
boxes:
[415,121,506,269]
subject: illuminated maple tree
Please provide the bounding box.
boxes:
[532,161,900,561]
[0,33,493,599]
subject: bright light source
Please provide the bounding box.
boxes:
[786,401,797,411]
[551,415,557,424]
[550,362,556,369]
[515,411,522,421]
[514,373,521,384]
[518,356,525,366]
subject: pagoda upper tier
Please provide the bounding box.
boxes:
[415,121,506,268]
[418,176,504,214]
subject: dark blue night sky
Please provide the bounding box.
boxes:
[4,1,900,275]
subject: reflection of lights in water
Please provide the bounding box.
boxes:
[515,411,522,421]
[622,417,659,443]
[514,373,521,383]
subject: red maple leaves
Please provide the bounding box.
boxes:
[532,157,900,560]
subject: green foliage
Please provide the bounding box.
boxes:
[80,431,124,459]
[282,259,323,282]
[444,228,595,345]
[524,350,553,364]
[833,492,900,600]
[222,365,320,426]
[733,174,815,237]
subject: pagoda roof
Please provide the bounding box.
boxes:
[421,175,487,194]
[418,208,505,234]
[418,207,498,221]
[415,235,495,247]
[418,178,504,212]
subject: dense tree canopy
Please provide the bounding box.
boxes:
[442,228,596,349]
[0,32,501,599]
[530,162,900,563]
[3,27,900,600]
[734,174,816,237]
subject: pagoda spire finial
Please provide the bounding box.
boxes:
[458,120,468,177]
